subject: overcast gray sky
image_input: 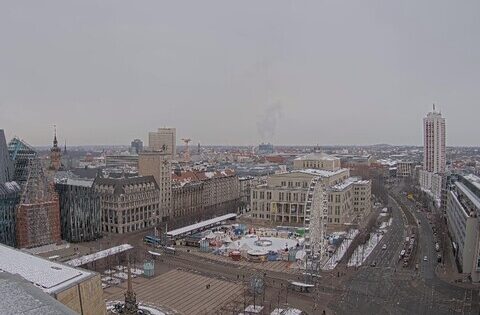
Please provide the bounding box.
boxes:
[1,1,479,146]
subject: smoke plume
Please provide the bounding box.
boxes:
[257,102,283,142]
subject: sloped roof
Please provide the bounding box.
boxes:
[172,169,236,184]
[7,137,36,161]
[94,176,159,195]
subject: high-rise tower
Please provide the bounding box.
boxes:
[148,128,176,159]
[420,104,446,206]
[423,104,446,174]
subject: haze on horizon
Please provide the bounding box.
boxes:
[1,1,479,147]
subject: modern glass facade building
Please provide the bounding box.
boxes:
[56,178,102,243]
[0,182,21,246]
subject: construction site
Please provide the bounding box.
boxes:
[6,137,61,248]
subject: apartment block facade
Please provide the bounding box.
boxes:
[251,169,371,231]
[94,176,160,234]
[171,169,240,220]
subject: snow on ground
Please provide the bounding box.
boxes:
[348,232,384,267]
[106,301,167,315]
[322,229,359,270]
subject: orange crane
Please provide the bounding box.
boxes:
[181,138,192,162]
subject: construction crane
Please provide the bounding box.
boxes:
[181,138,192,162]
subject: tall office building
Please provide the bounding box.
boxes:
[423,105,446,174]
[130,139,143,154]
[420,105,446,205]
[138,151,172,221]
[148,128,176,159]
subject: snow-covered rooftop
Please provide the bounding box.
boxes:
[297,168,348,178]
[270,307,303,315]
[166,213,237,237]
[66,244,133,267]
[66,178,94,187]
[331,178,356,191]
[464,174,480,191]
[294,152,339,161]
[0,244,94,294]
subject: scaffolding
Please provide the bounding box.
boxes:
[15,157,61,248]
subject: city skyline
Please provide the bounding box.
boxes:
[1,1,479,146]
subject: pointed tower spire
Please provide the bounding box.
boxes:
[53,124,58,148]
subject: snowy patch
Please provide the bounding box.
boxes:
[322,229,359,270]
[348,232,384,267]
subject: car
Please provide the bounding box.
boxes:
[423,256,428,261]
[370,261,377,267]
[382,244,387,250]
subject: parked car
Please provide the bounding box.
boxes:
[382,244,387,250]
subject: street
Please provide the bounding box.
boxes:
[332,183,479,314]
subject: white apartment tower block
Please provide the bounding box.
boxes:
[423,105,446,174]
[420,105,446,206]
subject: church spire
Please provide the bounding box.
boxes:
[53,124,58,148]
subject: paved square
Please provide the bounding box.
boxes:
[104,269,243,314]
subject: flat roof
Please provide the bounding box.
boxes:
[166,213,237,237]
[294,152,339,161]
[0,244,94,294]
[66,244,133,267]
[297,168,348,177]
[456,182,480,211]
